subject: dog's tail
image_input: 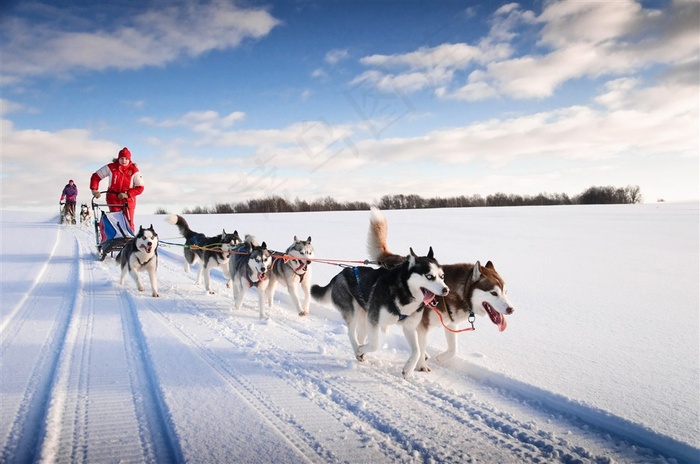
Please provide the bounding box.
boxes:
[166,214,193,238]
[367,207,405,268]
[310,282,333,305]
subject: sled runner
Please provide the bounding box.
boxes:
[91,193,134,261]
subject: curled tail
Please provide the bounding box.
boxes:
[367,207,405,268]
[166,214,193,238]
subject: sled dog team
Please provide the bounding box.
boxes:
[115,208,514,379]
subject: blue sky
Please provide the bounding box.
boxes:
[2,0,698,214]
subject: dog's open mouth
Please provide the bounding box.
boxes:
[421,288,436,305]
[140,244,153,253]
[483,302,507,332]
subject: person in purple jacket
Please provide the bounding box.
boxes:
[60,179,78,224]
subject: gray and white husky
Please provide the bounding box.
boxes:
[311,245,449,378]
[230,235,274,320]
[367,207,514,374]
[167,215,241,294]
[116,224,159,297]
[267,236,315,316]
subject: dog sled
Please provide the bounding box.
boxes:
[91,193,134,261]
[59,201,76,225]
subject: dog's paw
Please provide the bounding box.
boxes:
[355,353,366,362]
[435,351,454,363]
[138,285,145,292]
[298,311,308,317]
[402,369,414,380]
[416,364,432,373]
[152,292,160,298]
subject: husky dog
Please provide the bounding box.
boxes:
[116,225,159,297]
[60,204,76,225]
[79,203,92,226]
[167,215,241,294]
[367,207,514,373]
[230,235,274,320]
[311,247,449,378]
[267,236,315,316]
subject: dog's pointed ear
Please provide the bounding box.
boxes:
[294,235,298,242]
[485,260,495,270]
[261,241,267,249]
[307,236,312,243]
[427,246,434,259]
[408,248,417,267]
[472,261,482,281]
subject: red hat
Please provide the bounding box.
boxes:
[118,147,131,160]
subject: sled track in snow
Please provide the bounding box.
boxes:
[142,250,646,463]
[1,227,181,463]
[22,228,679,464]
[0,229,80,463]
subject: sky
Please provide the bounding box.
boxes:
[1,0,698,214]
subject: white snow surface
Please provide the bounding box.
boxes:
[1,203,698,463]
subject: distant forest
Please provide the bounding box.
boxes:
[156,185,642,215]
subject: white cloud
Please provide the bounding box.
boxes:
[353,0,699,101]
[1,1,280,82]
[142,110,246,135]
[0,99,25,117]
[325,49,350,64]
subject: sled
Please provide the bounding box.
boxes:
[59,201,76,225]
[91,193,134,261]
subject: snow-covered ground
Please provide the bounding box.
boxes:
[1,203,698,463]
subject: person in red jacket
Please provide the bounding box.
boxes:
[90,147,144,231]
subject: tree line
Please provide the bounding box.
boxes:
[154,185,642,215]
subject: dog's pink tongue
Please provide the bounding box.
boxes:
[497,315,507,332]
[422,289,435,305]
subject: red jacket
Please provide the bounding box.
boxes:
[90,161,144,230]
[90,161,144,197]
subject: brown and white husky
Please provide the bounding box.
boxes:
[367,207,514,375]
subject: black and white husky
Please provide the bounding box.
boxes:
[311,245,449,378]
[367,207,514,373]
[230,235,274,320]
[79,203,92,226]
[267,236,315,316]
[116,225,159,297]
[167,215,241,294]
